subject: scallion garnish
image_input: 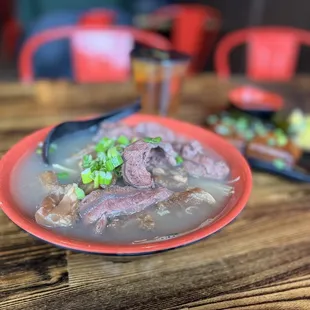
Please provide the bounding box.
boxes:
[99,171,113,185]
[81,168,93,184]
[49,143,57,153]
[80,136,128,188]
[82,154,93,168]
[143,137,162,143]
[107,146,120,158]
[175,155,184,165]
[93,171,100,189]
[36,142,57,155]
[97,152,106,161]
[106,155,123,171]
[75,186,86,200]
[57,172,69,180]
[117,135,130,146]
[95,137,114,153]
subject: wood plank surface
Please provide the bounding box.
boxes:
[1,75,310,310]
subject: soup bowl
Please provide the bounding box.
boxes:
[0,114,252,256]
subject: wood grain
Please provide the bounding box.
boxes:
[1,75,310,310]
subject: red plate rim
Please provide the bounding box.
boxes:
[0,114,252,255]
[229,86,284,111]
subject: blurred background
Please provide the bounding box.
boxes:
[2,0,310,81]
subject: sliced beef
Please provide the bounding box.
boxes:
[79,185,173,234]
[122,140,178,188]
[183,158,230,180]
[107,187,215,232]
[181,140,204,158]
[93,122,136,142]
[152,166,188,191]
[122,140,154,188]
[155,187,216,216]
[181,141,230,180]
[35,184,79,228]
[146,142,178,169]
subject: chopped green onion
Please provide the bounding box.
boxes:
[36,148,42,155]
[175,155,184,164]
[90,160,101,171]
[95,137,114,153]
[49,143,57,153]
[277,135,288,147]
[117,135,130,146]
[82,154,93,168]
[267,138,276,146]
[81,168,93,184]
[131,137,138,143]
[57,172,69,180]
[93,171,100,189]
[273,159,286,170]
[206,114,218,125]
[215,124,230,136]
[99,171,113,185]
[116,145,125,153]
[143,137,162,143]
[235,118,248,130]
[106,155,123,171]
[222,116,234,126]
[107,146,120,158]
[244,131,254,141]
[75,186,85,200]
[97,152,106,161]
[274,128,285,137]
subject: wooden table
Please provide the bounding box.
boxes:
[1,75,310,310]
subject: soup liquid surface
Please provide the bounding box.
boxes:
[11,130,231,244]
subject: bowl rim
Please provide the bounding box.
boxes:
[0,114,252,255]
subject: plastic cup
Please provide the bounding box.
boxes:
[130,45,190,116]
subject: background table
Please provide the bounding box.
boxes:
[1,75,310,310]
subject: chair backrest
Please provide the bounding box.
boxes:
[78,9,116,27]
[215,27,310,82]
[19,25,171,83]
[153,4,221,74]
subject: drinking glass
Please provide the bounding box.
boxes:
[131,45,190,116]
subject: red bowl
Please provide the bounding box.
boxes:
[229,86,284,111]
[0,114,252,255]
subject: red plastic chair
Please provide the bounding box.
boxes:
[78,9,116,27]
[2,18,22,59]
[151,4,221,75]
[215,27,310,82]
[19,25,171,83]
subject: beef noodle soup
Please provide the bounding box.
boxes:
[11,122,235,244]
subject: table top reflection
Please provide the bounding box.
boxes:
[1,74,310,310]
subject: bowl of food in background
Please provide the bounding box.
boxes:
[228,86,284,119]
[206,109,310,182]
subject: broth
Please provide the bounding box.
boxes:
[11,123,234,244]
